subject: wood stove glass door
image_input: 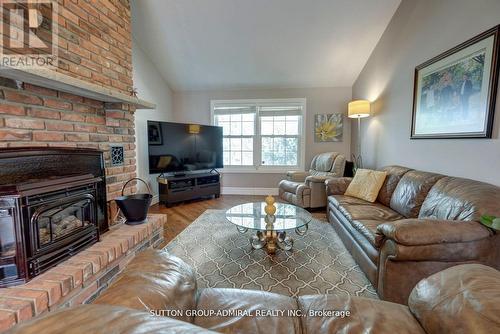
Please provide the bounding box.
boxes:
[33,195,95,249]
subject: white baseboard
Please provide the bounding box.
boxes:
[151,189,277,204]
[222,187,279,196]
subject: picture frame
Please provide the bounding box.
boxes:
[314,113,343,142]
[148,121,163,145]
[411,25,500,139]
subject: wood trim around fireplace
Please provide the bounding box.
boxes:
[0,67,156,109]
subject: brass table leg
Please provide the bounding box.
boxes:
[250,230,277,254]
[249,230,291,254]
[265,230,278,254]
[240,223,309,254]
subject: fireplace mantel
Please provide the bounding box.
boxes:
[0,66,155,110]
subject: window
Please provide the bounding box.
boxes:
[213,106,256,166]
[212,99,305,172]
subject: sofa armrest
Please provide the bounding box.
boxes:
[286,171,309,182]
[94,249,197,323]
[325,177,352,196]
[408,264,500,334]
[378,232,499,304]
[305,175,331,185]
[279,180,310,197]
[377,219,492,246]
[4,304,219,334]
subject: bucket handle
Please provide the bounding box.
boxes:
[121,177,152,196]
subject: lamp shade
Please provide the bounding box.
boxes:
[348,100,370,118]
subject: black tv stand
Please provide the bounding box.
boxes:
[157,171,221,207]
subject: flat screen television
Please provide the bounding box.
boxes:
[147,121,223,174]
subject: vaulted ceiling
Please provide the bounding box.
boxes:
[131,0,400,91]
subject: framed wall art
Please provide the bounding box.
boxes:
[147,121,163,145]
[411,25,500,139]
[314,113,343,142]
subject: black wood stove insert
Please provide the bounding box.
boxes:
[0,148,108,287]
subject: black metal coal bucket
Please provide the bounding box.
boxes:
[115,178,152,225]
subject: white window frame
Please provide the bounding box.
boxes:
[211,98,306,174]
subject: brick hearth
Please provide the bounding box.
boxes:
[0,214,166,331]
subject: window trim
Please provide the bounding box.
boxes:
[211,98,306,173]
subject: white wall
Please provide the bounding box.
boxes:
[173,87,352,189]
[132,40,174,201]
[353,0,500,186]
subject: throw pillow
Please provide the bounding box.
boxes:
[345,169,387,202]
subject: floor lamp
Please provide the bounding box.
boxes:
[348,100,370,172]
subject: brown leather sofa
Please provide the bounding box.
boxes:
[326,165,500,304]
[7,250,500,334]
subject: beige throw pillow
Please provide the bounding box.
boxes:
[345,169,387,203]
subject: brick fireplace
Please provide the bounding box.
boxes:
[0,0,165,330]
[0,84,138,207]
[0,0,141,218]
[54,0,134,96]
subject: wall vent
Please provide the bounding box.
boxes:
[110,146,124,166]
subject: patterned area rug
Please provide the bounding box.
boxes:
[164,209,378,299]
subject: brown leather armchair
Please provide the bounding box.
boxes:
[7,250,500,334]
[326,166,500,304]
[279,152,346,208]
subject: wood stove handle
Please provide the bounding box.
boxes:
[121,177,152,196]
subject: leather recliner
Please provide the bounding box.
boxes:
[326,165,500,304]
[7,249,500,334]
[279,152,346,208]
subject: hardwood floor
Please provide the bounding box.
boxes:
[149,195,326,247]
[150,195,262,246]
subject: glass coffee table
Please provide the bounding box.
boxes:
[225,202,312,254]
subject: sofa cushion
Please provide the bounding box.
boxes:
[334,217,380,267]
[312,152,336,172]
[93,249,197,323]
[298,294,425,334]
[419,176,500,221]
[338,203,404,222]
[345,169,387,203]
[4,304,218,334]
[194,288,301,334]
[351,219,388,248]
[328,195,370,208]
[336,203,403,249]
[376,166,412,206]
[409,264,500,334]
[389,170,444,218]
